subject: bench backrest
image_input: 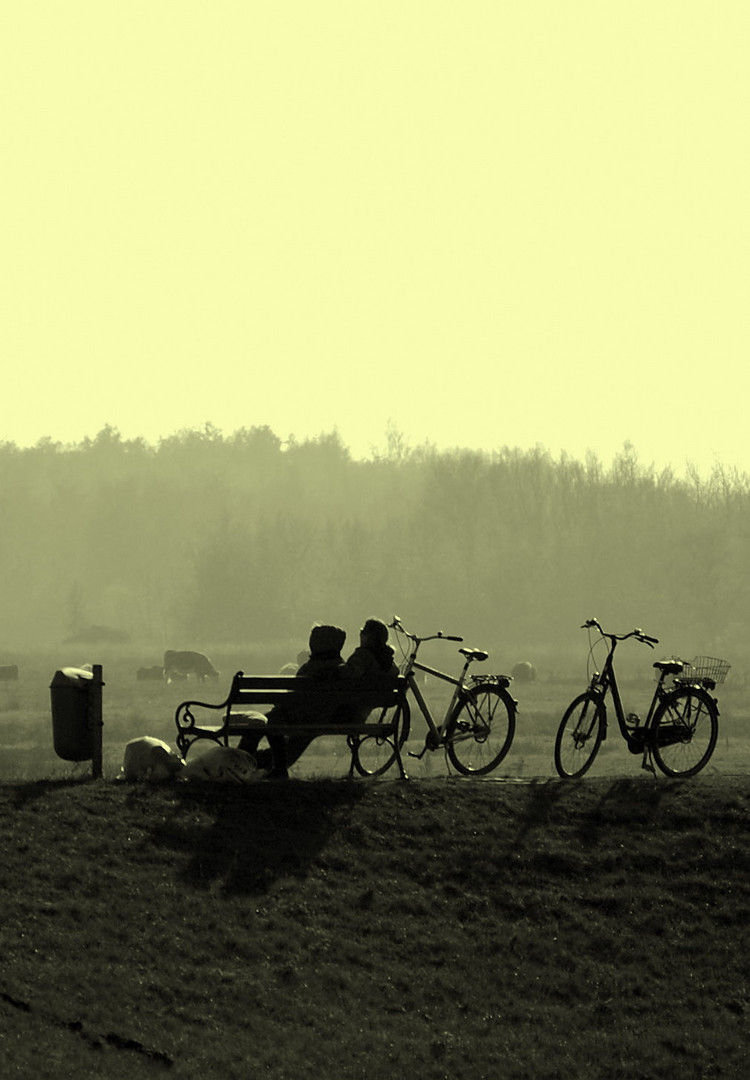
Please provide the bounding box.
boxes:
[226,672,406,709]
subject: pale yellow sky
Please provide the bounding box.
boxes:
[2,2,748,474]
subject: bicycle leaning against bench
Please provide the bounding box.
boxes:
[554,618,728,779]
[351,615,518,778]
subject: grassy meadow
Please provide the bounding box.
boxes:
[1,647,749,1078]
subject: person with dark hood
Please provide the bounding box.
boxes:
[297,624,347,680]
[242,623,346,778]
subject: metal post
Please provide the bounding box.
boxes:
[89,664,104,779]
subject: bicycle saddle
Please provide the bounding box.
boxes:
[653,660,684,674]
[460,648,488,662]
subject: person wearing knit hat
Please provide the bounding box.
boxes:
[344,618,399,683]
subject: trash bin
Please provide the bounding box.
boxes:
[50,666,104,775]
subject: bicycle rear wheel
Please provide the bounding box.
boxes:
[351,700,411,777]
[554,692,604,778]
[650,688,718,778]
[444,684,516,775]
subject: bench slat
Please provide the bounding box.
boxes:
[230,691,400,706]
[225,721,397,736]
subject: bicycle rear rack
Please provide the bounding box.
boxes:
[471,673,512,688]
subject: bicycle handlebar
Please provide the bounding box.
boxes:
[581,618,659,648]
[390,615,464,644]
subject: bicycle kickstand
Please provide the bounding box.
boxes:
[408,745,429,761]
[408,729,442,760]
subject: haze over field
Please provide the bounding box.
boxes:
[0,431,747,665]
[1,2,748,477]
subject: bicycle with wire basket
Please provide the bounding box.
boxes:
[351,616,518,778]
[554,618,729,779]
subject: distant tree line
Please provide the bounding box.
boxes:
[0,425,748,661]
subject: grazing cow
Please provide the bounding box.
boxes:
[121,737,185,782]
[0,664,19,681]
[136,665,165,681]
[511,661,537,683]
[181,746,259,784]
[163,650,219,683]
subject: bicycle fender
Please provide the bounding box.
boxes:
[665,685,720,718]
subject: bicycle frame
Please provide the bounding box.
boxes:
[404,655,477,753]
[389,616,510,755]
[586,635,669,750]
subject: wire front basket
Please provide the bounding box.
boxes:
[685,656,731,684]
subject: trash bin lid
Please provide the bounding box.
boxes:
[50,666,94,687]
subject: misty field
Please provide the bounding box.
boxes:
[3,433,750,669]
[1,646,749,782]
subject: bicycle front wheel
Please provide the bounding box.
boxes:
[650,688,718,778]
[351,700,411,777]
[445,684,516,775]
[554,692,604,778]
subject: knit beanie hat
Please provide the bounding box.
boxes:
[362,618,389,645]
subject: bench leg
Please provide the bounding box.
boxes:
[179,727,235,760]
[347,744,357,779]
[392,712,409,780]
[392,737,409,780]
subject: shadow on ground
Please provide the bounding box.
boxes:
[142,778,369,895]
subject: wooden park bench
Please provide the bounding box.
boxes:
[174,671,408,779]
